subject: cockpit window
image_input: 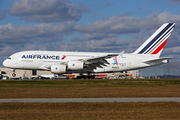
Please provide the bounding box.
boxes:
[8,57,11,59]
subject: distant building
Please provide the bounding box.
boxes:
[0,67,142,79]
[108,70,142,79]
[0,67,53,79]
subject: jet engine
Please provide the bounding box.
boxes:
[50,61,85,73]
[51,64,66,73]
[68,61,84,70]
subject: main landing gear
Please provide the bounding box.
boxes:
[76,73,95,79]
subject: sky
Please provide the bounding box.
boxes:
[0,0,180,76]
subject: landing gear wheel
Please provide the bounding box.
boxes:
[82,75,86,79]
[91,75,95,79]
[12,73,16,77]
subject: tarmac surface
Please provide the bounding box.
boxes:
[0,97,180,103]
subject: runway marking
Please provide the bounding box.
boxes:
[0,97,180,103]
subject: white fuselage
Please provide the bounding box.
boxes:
[3,51,166,74]
[3,23,175,75]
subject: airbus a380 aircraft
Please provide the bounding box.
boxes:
[3,23,175,78]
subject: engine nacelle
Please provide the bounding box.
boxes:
[68,61,84,70]
[51,65,66,73]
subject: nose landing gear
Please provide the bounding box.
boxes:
[12,69,16,77]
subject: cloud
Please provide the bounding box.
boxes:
[167,0,180,4]
[75,11,180,36]
[105,2,113,6]
[1,11,180,57]
[9,0,86,22]
[84,33,117,40]
[164,46,180,55]
[73,11,180,53]
[0,46,15,56]
[75,16,140,33]
[0,21,75,44]
[0,11,5,20]
[86,38,131,52]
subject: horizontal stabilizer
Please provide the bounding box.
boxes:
[143,57,173,64]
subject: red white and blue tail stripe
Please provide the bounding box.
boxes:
[134,23,175,57]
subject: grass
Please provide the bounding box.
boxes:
[0,79,180,119]
[0,79,180,98]
[0,102,180,120]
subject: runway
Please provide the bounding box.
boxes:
[0,97,180,103]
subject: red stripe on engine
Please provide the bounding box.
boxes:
[151,38,169,55]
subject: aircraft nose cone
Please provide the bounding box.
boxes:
[3,59,10,67]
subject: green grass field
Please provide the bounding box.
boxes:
[0,102,180,120]
[0,79,180,119]
[0,79,180,98]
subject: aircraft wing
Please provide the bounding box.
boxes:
[43,53,119,71]
[143,57,173,64]
[78,54,118,69]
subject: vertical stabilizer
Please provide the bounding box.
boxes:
[134,23,175,57]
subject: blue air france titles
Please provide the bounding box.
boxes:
[21,55,60,60]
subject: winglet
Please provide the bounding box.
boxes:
[119,51,125,58]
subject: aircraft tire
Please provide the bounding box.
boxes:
[82,75,86,79]
[12,73,16,77]
[92,75,95,79]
